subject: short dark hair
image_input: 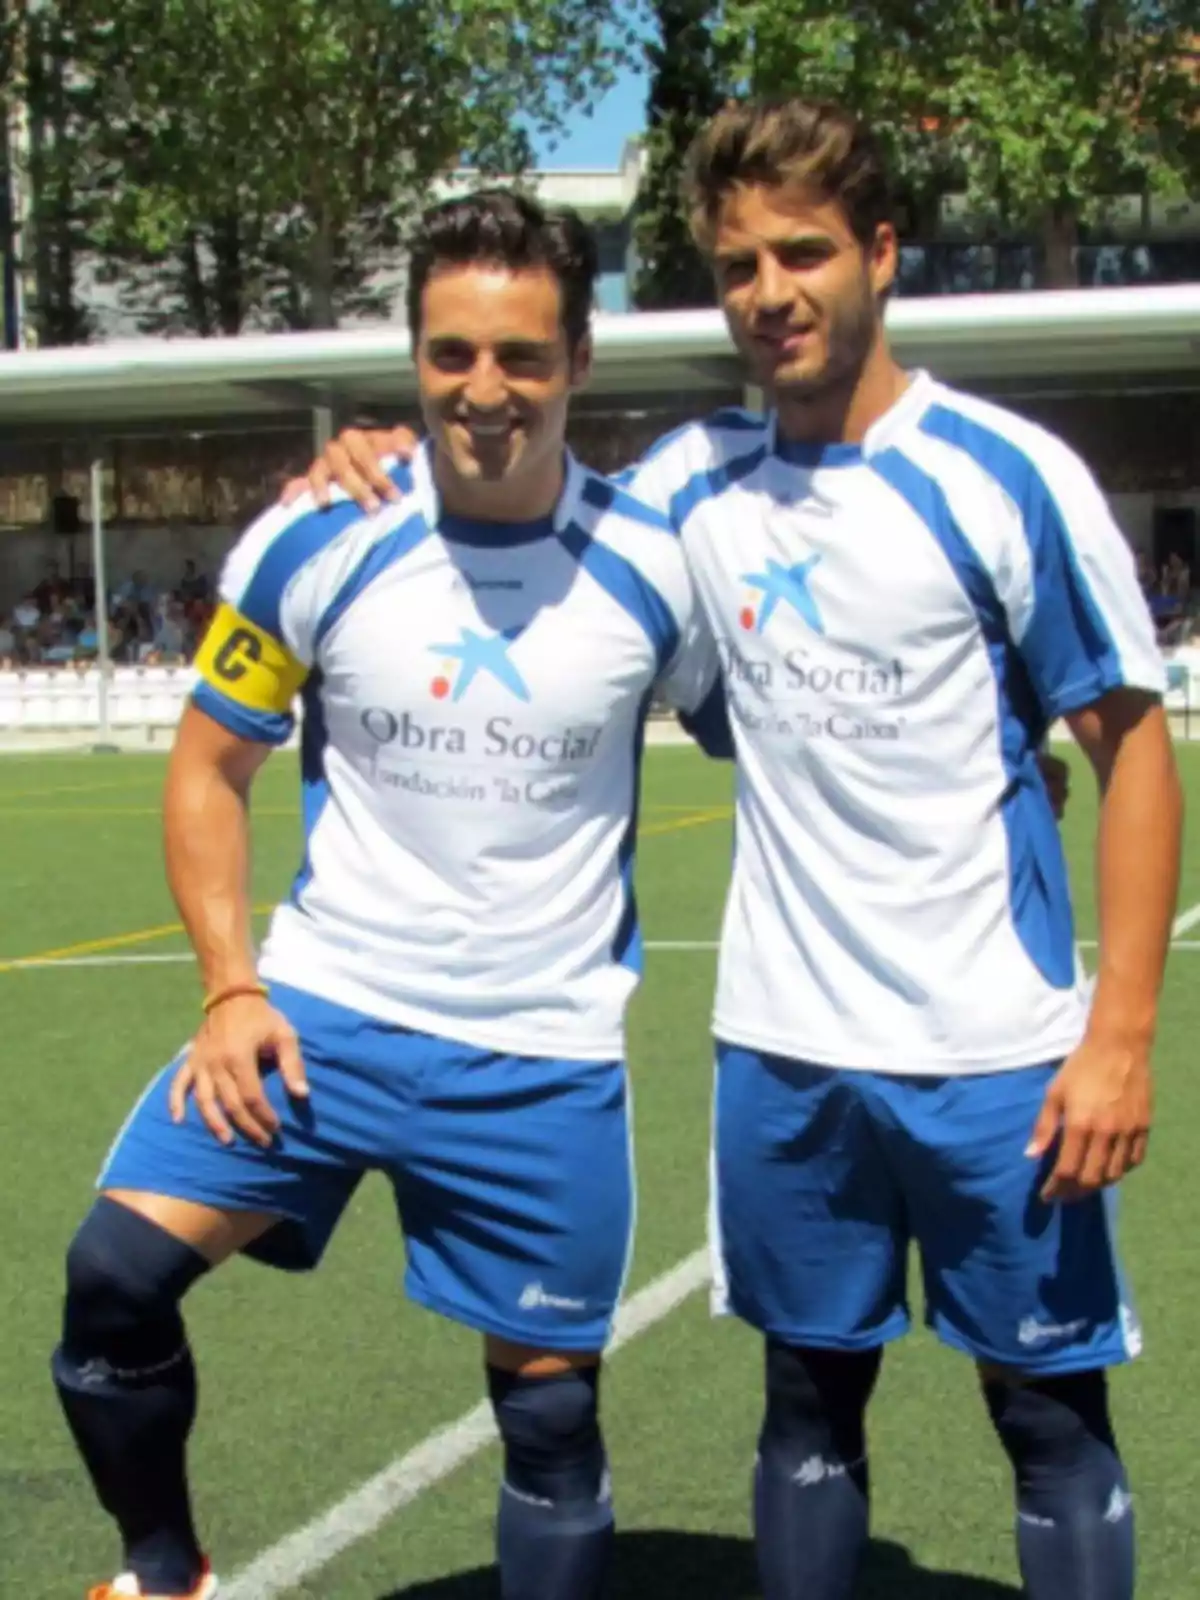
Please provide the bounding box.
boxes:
[406,189,598,350]
[686,98,894,251]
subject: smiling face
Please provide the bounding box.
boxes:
[415,263,592,520]
[712,182,896,407]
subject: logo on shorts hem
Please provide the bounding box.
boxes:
[1017,1315,1087,1348]
[518,1281,587,1313]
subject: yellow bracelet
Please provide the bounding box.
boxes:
[202,981,269,1015]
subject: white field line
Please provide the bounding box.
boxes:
[222,1248,709,1600]
[1,942,723,970]
[214,896,1200,1596]
[12,899,1200,1590]
[14,908,1200,972]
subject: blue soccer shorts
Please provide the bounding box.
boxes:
[99,983,634,1352]
[711,1043,1142,1373]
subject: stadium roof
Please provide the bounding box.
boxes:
[0,284,1197,441]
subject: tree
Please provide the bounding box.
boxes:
[633,1,729,310]
[79,0,635,333]
[720,0,1200,288]
[1,1,100,346]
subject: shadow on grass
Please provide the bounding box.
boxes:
[380,1528,1021,1598]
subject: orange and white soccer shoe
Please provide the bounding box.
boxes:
[87,1558,218,1599]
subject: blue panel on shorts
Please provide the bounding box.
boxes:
[712,1044,1140,1371]
[99,984,633,1350]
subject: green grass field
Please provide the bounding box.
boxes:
[2,741,1198,1599]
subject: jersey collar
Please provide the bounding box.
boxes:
[409,439,586,538]
[767,368,935,465]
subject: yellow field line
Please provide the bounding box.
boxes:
[0,805,299,818]
[0,903,276,972]
[0,809,732,971]
[640,806,731,837]
[0,921,188,971]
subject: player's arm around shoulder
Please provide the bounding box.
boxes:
[617,409,759,529]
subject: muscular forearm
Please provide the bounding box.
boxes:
[1087,712,1182,1047]
[164,734,261,995]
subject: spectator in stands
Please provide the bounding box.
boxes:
[153,598,188,662]
[11,595,42,662]
[115,570,157,642]
[76,615,100,659]
[0,617,15,659]
[34,557,70,615]
[1163,551,1191,601]
[108,600,149,664]
[179,559,211,605]
[118,569,155,610]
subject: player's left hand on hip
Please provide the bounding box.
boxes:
[1036,751,1070,820]
[1026,1037,1153,1203]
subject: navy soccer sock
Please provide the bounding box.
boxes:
[52,1198,211,1593]
[754,1340,882,1600]
[985,1370,1134,1600]
[488,1364,613,1600]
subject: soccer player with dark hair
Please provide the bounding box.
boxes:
[307,101,1179,1600]
[53,189,724,1600]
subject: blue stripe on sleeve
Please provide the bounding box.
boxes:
[557,523,680,674]
[870,446,1075,990]
[580,472,675,532]
[631,409,761,474]
[313,510,431,651]
[920,403,1126,717]
[668,445,768,532]
[239,501,367,641]
[190,682,294,745]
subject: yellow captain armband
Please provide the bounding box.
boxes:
[194,603,308,714]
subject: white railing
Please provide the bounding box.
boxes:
[0,647,1195,740]
[0,664,198,732]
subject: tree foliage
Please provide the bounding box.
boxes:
[7,0,631,339]
[80,0,634,330]
[720,0,1200,285]
[633,0,729,310]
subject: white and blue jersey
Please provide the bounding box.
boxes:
[102,446,718,1350]
[625,371,1164,1076]
[191,441,718,1060]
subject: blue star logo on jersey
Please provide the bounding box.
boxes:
[739,555,824,636]
[428,627,531,703]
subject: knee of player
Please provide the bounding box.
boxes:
[762,1340,881,1452]
[62,1198,209,1343]
[488,1365,605,1503]
[982,1367,1126,1508]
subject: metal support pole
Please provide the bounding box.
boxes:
[90,453,117,753]
[312,403,334,457]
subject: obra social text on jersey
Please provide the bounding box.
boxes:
[359,709,603,765]
[719,641,910,743]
